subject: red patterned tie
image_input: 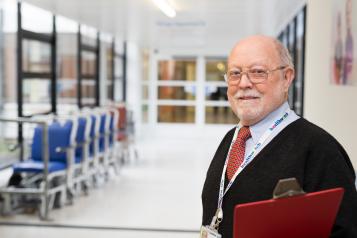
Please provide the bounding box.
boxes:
[226,126,251,180]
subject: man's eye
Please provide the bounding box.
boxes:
[230,71,241,77]
[250,69,266,74]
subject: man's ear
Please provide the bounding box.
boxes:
[283,68,295,92]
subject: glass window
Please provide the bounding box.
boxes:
[203,57,234,124]
[22,79,51,115]
[56,15,77,33]
[204,58,230,124]
[81,79,96,105]
[0,121,20,168]
[57,16,78,108]
[142,104,149,123]
[80,25,97,46]
[141,51,149,123]
[142,50,149,81]
[158,105,195,123]
[294,10,306,116]
[0,2,17,120]
[280,30,288,46]
[23,79,51,104]
[156,58,196,124]
[114,56,123,77]
[58,78,77,104]
[142,85,149,100]
[205,106,238,124]
[58,51,77,79]
[22,2,53,33]
[114,79,123,102]
[158,60,196,81]
[158,86,196,100]
[81,51,96,76]
[288,21,296,61]
[279,7,306,116]
[106,46,113,80]
[22,39,51,73]
[114,55,123,102]
[107,83,113,101]
[206,59,226,81]
[205,86,227,101]
[104,42,113,102]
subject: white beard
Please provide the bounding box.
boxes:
[236,102,263,123]
[228,89,263,124]
[230,83,286,125]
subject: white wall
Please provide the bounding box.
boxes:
[126,41,143,137]
[305,0,357,168]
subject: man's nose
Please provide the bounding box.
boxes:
[238,73,253,88]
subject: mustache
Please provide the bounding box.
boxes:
[233,90,262,99]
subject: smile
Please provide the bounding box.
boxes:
[238,96,260,100]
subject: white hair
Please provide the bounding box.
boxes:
[273,39,294,70]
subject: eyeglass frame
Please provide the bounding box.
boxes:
[224,65,288,84]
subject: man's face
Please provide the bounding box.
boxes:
[227,37,293,126]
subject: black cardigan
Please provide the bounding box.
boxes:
[201,118,357,238]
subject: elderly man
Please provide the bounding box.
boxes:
[201,35,357,238]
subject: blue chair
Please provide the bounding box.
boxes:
[91,109,118,181]
[89,115,97,157]
[106,108,121,175]
[86,113,101,186]
[99,113,107,153]
[2,119,76,220]
[75,117,87,162]
[71,116,93,195]
[13,121,73,173]
[109,112,115,146]
[97,111,110,181]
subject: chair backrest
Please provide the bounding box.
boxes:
[99,112,107,151]
[117,106,126,130]
[31,120,73,164]
[75,117,87,159]
[89,114,98,156]
[109,113,114,145]
[107,107,119,146]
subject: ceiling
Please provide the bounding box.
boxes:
[21,0,306,53]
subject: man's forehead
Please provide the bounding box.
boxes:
[228,59,271,69]
[228,38,279,67]
[228,50,276,68]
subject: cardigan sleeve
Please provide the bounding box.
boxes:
[303,133,357,238]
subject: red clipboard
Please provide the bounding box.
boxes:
[233,187,344,238]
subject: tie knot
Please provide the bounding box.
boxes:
[238,126,251,142]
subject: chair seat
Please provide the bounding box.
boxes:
[13,160,66,173]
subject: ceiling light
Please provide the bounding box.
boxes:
[151,0,176,18]
[217,62,226,72]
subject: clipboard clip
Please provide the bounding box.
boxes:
[273,178,306,199]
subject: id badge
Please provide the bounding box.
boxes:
[200,226,222,238]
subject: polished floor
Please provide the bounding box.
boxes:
[0,137,222,238]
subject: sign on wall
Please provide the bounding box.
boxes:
[331,0,356,86]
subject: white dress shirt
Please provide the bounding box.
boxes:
[242,101,300,165]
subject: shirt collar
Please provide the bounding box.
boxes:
[247,102,290,144]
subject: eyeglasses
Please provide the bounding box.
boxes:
[224,65,288,84]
